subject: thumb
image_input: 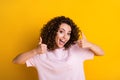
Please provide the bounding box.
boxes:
[81,32,87,40]
[39,37,42,45]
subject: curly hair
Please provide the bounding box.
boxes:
[40,16,81,51]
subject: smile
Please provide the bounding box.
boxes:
[59,39,66,45]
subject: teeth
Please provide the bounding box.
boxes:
[60,40,65,43]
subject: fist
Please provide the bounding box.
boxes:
[37,37,47,54]
[77,32,91,48]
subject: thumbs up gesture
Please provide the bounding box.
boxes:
[77,32,91,48]
[77,32,104,55]
[36,37,47,54]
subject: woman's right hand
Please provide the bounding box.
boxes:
[12,37,47,64]
[36,37,47,54]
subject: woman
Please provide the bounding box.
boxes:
[13,16,104,80]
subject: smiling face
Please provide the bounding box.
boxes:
[55,23,71,48]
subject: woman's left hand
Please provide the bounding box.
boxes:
[77,32,104,56]
[77,32,91,48]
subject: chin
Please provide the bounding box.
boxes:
[58,46,64,48]
[57,45,64,48]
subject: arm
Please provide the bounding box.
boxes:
[12,49,37,64]
[12,37,47,64]
[84,41,104,56]
[77,32,104,56]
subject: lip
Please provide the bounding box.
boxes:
[58,39,66,46]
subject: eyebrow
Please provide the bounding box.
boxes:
[59,28,71,33]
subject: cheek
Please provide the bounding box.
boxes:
[55,36,58,42]
[57,33,63,38]
[55,33,61,42]
[68,36,71,41]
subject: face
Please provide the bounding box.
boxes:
[55,23,71,48]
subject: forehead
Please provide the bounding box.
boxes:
[59,23,71,31]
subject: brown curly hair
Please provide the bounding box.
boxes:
[40,16,81,51]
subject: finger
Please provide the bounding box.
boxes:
[41,44,47,53]
[76,40,82,46]
[40,44,47,49]
[39,37,42,45]
[76,40,82,48]
[79,31,82,39]
[77,40,81,43]
[41,44,47,48]
[81,32,87,40]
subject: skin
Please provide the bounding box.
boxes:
[55,23,71,48]
[77,32,104,56]
[12,23,104,64]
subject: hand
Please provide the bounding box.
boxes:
[77,32,91,48]
[36,37,47,54]
[77,32,104,55]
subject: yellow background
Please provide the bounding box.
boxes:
[0,0,120,80]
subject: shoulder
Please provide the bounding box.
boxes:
[69,43,94,55]
[69,43,82,52]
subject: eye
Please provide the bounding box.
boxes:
[59,30,63,33]
[67,33,71,36]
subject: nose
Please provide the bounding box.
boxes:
[63,34,68,40]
